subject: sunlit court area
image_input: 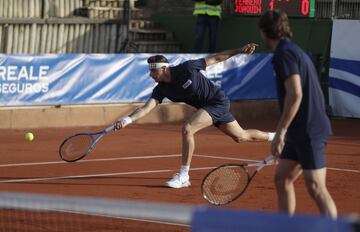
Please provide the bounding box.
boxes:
[0,0,359,231]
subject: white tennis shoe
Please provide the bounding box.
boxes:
[165,173,191,188]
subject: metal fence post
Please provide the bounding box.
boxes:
[331,0,337,19]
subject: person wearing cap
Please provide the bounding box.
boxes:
[114,43,275,188]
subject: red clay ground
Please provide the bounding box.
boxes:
[0,118,359,231]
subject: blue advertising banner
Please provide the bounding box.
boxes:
[0,54,276,106]
[329,20,360,118]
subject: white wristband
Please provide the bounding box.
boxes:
[268,132,275,141]
[121,116,133,126]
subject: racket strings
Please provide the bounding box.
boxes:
[60,135,93,161]
[202,166,248,205]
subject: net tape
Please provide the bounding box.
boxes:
[0,191,194,225]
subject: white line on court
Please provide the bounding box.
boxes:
[0,154,182,167]
[196,154,360,174]
[327,167,360,173]
[0,154,283,167]
[195,154,261,163]
[1,153,358,173]
[0,166,216,183]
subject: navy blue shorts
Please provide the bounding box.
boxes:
[281,136,328,170]
[202,93,235,127]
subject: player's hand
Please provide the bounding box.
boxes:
[241,43,258,55]
[114,116,132,130]
[271,131,286,157]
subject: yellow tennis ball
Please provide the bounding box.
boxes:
[25,132,34,141]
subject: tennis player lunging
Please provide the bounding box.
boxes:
[258,10,337,218]
[114,44,275,188]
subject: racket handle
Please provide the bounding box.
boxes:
[105,124,115,133]
[264,155,275,165]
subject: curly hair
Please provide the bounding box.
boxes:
[258,10,293,39]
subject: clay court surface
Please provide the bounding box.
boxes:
[0,118,359,231]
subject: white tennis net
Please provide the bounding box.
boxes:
[0,191,195,232]
[1,191,357,232]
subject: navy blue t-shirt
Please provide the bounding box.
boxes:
[272,38,331,139]
[151,58,223,109]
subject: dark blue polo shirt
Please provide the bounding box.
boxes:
[151,58,223,109]
[272,38,332,139]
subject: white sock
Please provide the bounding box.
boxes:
[268,132,275,141]
[180,165,190,175]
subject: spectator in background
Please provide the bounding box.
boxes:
[193,0,223,53]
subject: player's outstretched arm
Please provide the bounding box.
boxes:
[114,98,159,130]
[205,43,258,67]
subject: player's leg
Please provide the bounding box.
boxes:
[182,109,213,165]
[274,159,302,215]
[208,15,219,53]
[194,15,207,53]
[303,169,337,218]
[298,137,337,218]
[301,138,337,218]
[298,138,337,218]
[217,120,272,142]
[165,109,213,188]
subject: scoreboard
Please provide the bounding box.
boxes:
[234,0,316,17]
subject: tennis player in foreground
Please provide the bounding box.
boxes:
[258,10,337,218]
[114,44,275,188]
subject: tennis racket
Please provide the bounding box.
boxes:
[59,125,115,162]
[201,155,276,205]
